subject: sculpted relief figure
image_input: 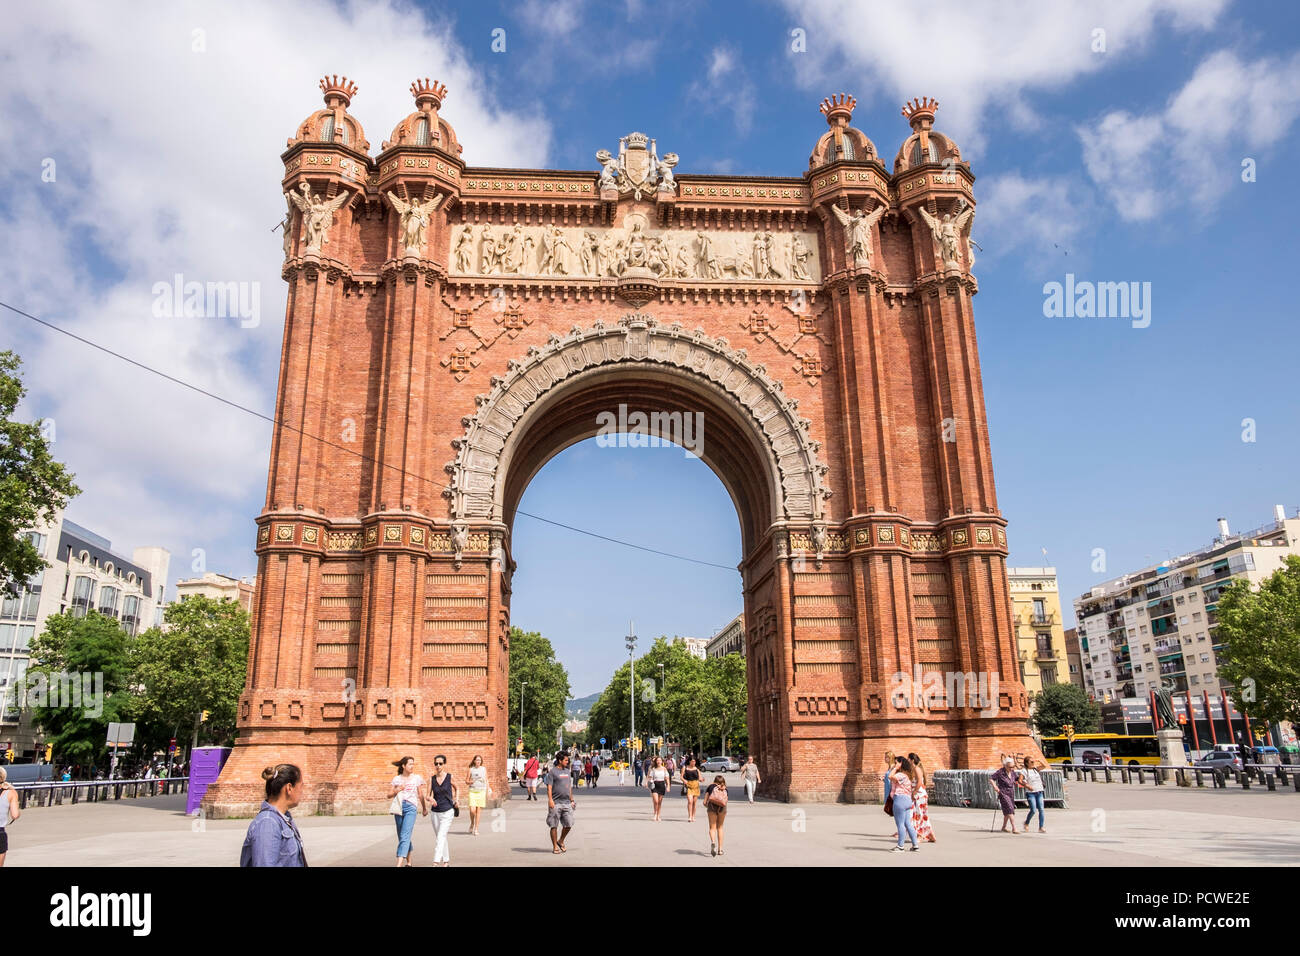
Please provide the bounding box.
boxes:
[790,233,812,280]
[285,182,351,253]
[919,201,974,272]
[386,190,444,257]
[452,222,819,282]
[453,225,474,273]
[830,202,886,269]
[281,195,295,258]
[596,148,621,191]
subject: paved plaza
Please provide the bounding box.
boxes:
[8,774,1300,867]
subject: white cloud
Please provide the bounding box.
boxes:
[0,0,549,582]
[1078,49,1300,221]
[779,0,1229,153]
[689,44,757,135]
[976,172,1091,266]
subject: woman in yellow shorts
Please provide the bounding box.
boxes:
[465,754,492,835]
[681,756,702,823]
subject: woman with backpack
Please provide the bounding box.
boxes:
[705,774,728,856]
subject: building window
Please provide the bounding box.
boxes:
[415,116,430,146]
[98,585,120,618]
[71,575,95,618]
[320,114,335,142]
[1176,596,1185,605]
[0,623,12,651]
[1190,675,1199,684]
[1193,612,1202,621]
[1200,653,1210,663]
[121,595,141,636]
[15,625,33,651]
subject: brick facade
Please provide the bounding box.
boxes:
[202,79,1037,817]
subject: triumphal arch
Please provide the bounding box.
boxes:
[204,77,1034,815]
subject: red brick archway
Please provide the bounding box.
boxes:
[204,78,1034,816]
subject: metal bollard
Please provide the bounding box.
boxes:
[1195,769,1204,787]
[1136,767,1145,784]
[1241,772,1250,790]
[1154,766,1164,785]
[1104,766,1113,783]
[1266,772,1276,792]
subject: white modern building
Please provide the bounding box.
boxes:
[1074,505,1299,704]
[671,636,710,660]
[1,510,169,758]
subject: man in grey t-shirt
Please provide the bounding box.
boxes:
[545,752,576,853]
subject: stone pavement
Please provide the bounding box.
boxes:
[7,774,1299,866]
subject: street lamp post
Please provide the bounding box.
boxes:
[657,662,665,758]
[626,622,637,762]
[519,681,528,757]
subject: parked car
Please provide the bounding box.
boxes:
[702,755,740,773]
[1194,750,1242,772]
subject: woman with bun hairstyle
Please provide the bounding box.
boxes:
[387,755,426,866]
[239,764,307,867]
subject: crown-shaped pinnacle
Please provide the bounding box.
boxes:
[319,74,358,107]
[901,97,939,126]
[819,93,857,126]
[411,78,449,109]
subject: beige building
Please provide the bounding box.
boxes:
[705,613,745,658]
[1074,506,1299,704]
[1007,567,1069,697]
[671,636,709,660]
[1,510,169,758]
[173,571,255,614]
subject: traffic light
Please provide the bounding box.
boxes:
[200,710,210,722]
[44,743,53,761]
[3,749,12,762]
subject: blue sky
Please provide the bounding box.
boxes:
[2,1,1298,695]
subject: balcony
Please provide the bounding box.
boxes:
[1031,613,1056,627]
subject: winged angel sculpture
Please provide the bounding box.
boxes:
[830,203,886,268]
[285,182,351,253]
[387,190,444,256]
[918,199,975,272]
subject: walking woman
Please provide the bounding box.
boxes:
[240,764,307,867]
[681,756,702,823]
[0,767,20,866]
[907,752,937,844]
[989,755,1020,833]
[388,756,426,866]
[740,755,761,803]
[705,774,728,856]
[1020,755,1047,833]
[646,755,669,821]
[889,756,921,852]
[465,754,492,836]
[426,754,459,866]
[583,757,594,788]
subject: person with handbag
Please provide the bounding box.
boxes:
[465,754,492,836]
[888,755,921,852]
[681,757,702,822]
[704,774,729,856]
[426,754,459,866]
[646,755,669,821]
[1020,756,1047,833]
[523,752,541,801]
[387,755,426,867]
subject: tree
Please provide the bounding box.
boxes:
[133,595,250,751]
[587,637,696,753]
[25,611,136,766]
[0,351,80,595]
[1030,682,1101,737]
[507,628,570,755]
[1215,555,1300,727]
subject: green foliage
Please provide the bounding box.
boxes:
[1215,555,1300,727]
[507,627,570,755]
[0,351,80,595]
[1030,681,1101,737]
[133,595,250,748]
[587,638,747,755]
[25,611,135,764]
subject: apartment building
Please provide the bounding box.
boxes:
[1074,505,1298,704]
[1007,567,1070,696]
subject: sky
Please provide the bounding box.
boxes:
[2,0,1298,696]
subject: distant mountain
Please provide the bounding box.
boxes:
[566,692,601,717]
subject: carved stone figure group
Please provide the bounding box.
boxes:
[450,222,819,282]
